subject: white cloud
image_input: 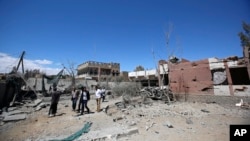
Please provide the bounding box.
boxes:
[34,59,53,65]
[0,52,61,75]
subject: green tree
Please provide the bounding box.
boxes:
[134,65,145,71]
[238,21,250,47]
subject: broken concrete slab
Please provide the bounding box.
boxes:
[117,128,139,139]
[201,109,210,113]
[3,114,26,122]
[27,99,42,107]
[82,127,139,141]
[33,99,43,106]
[6,110,24,116]
[2,110,31,116]
[8,107,18,112]
[35,102,46,111]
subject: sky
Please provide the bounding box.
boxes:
[0,0,250,75]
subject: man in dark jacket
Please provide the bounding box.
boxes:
[48,87,61,117]
[79,86,90,115]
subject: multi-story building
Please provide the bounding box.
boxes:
[77,61,120,81]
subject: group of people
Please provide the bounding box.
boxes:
[71,85,106,115]
[48,85,106,117]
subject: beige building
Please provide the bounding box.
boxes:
[77,61,120,81]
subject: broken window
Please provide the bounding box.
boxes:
[163,74,169,85]
[230,67,250,85]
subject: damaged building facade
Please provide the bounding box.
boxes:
[77,61,123,81]
[129,46,250,96]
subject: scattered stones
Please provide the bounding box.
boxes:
[115,102,126,109]
[103,105,109,113]
[201,109,210,113]
[186,118,193,124]
[164,121,173,128]
[1,95,250,141]
[113,116,123,122]
[128,121,137,126]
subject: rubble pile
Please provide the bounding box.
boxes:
[0,95,250,141]
[0,98,48,125]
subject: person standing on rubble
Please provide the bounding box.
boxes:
[95,85,102,112]
[101,86,106,102]
[77,87,82,113]
[71,87,77,111]
[48,87,61,117]
[79,86,90,115]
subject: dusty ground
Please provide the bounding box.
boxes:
[0,95,250,141]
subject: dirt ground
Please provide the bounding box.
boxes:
[0,95,250,141]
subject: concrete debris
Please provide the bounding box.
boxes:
[4,110,25,116]
[113,116,123,122]
[146,122,155,131]
[201,109,210,113]
[7,107,18,112]
[128,121,137,126]
[234,86,248,92]
[35,102,46,111]
[0,121,4,126]
[115,102,126,109]
[103,105,109,113]
[1,110,30,119]
[186,118,193,124]
[33,99,43,106]
[27,99,42,107]
[117,128,139,139]
[89,128,139,141]
[164,121,173,128]
[200,122,206,125]
[235,99,250,109]
[235,99,243,107]
[0,116,4,121]
[3,114,26,122]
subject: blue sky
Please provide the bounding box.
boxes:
[0,0,250,74]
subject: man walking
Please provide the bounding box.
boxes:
[80,86,90,115]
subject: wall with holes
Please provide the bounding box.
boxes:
[169,59,214,95]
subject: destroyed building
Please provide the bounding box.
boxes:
[129,46,250,96]
[77,61,121,81]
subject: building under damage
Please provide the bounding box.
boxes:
[1,46,249,112]
[129,46,250,97]
[77,61,129,81]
